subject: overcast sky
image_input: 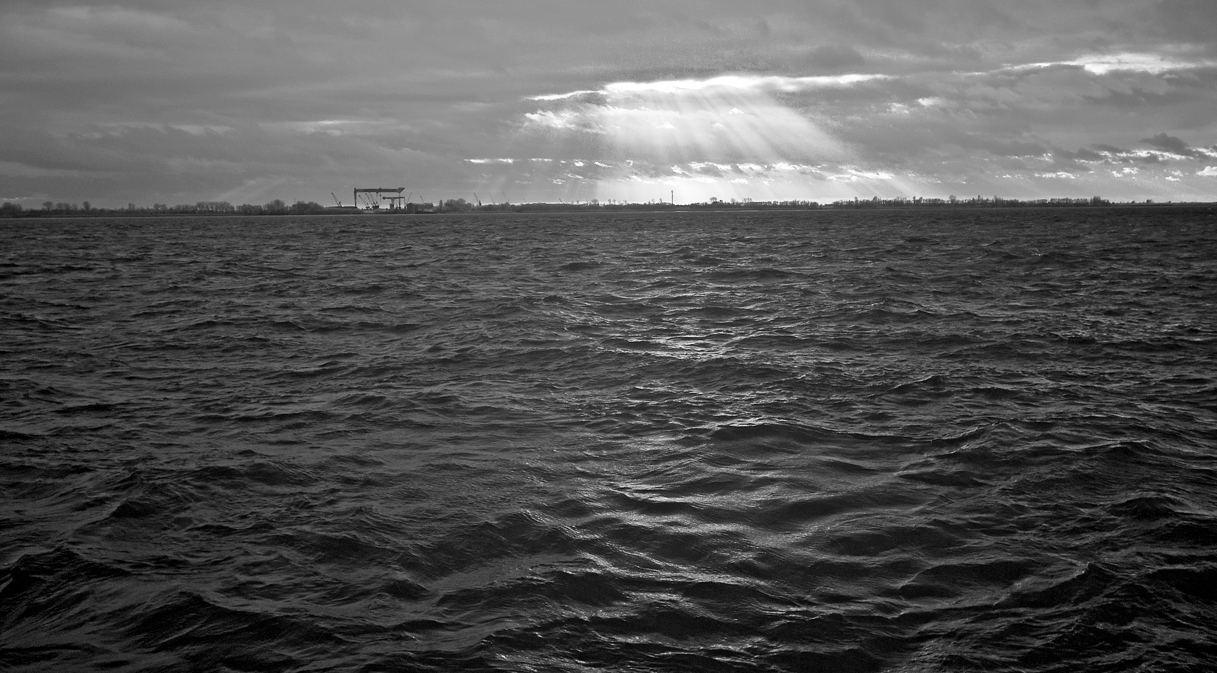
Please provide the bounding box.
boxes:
[2,0,1216,207]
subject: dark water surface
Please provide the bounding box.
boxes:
[3,208,1216,672]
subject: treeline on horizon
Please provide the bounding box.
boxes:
[0,194,1202,218]
[0,198,331,218]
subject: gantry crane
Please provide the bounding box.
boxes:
[353,187,405,211]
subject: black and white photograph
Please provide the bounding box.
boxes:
[2,2,1216,671]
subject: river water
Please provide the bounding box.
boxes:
[3,208,1216,671]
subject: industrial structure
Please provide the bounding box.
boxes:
[353,187,405,211]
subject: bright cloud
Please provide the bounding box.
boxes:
[524,110,582,130]
[827,168,895,181]
[1009,51,1215,75]
[599,73,886,95]
[1066,53,1212,75]
[520,73,881,201]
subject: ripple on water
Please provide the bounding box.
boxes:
[2,208,1216,671]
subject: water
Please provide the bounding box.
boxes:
[2,208,1216,672]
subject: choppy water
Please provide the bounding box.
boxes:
[3,208,1216,672]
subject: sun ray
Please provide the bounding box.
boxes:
[517,74,909,203]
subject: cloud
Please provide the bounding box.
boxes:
[521,74,862,172]
[1014,52,1216,75]
[1199,167,1217,177]
[827,168,895,181]
[0,161,92,178]
[1072,139,1215,166]
[530,90,599,102]
[1154,0,1217,43]
[51,6,191,33]
[800,44,867,71]
[524,110,584,131]
[1142,133,1201,158]
[2,1,1216,205]
[1075,148,1106,162]
[597,73,888,96]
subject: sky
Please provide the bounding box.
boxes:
[2,0,1216,208]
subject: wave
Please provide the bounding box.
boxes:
[3,209,1216,670]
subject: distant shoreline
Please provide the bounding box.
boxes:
[4,201,1216,219]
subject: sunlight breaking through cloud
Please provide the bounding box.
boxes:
[527,74,886,101]
[1011,52,1216,75]
[521,73,903,202]
[4,1,1217,205]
